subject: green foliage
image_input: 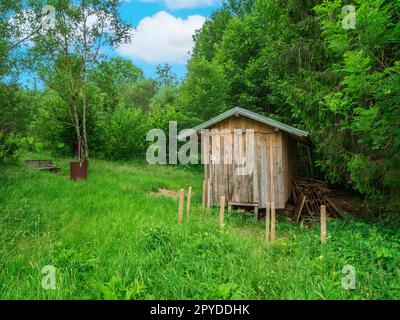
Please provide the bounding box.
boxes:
[30,89,74,156]
[155,63,178,88]
[30,55,158,160]
[95,106,147,160]
[91,57,144,111]
[0,131,18,161]
[25,0,133,160]
[313,0,400,214]
[0,83,33,162]
[177,57,229,127]
[100,275,148,300]
[148,102,181,132]
[150,86,178,112]
[192,7,232,62]
[120,79,157,112]
[0,84,31,134]
[0,0,24,78]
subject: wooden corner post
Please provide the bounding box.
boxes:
[207,179,211,208]
[202,180,206,208]
[269,133,276,242]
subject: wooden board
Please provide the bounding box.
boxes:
[295,194,307,223]
[203,115,294,209]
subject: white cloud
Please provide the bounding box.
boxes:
[117,11,206,64]
[140,0,215,10]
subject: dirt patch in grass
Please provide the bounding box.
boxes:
[150,188,178,199]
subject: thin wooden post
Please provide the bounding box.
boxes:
[186,186,192,221]
[254,206,259,221]
[321,205,327,243]
[202,180,206,208]
[265,202,270,244]
[178,189,185,224]
[219,196,225,228]
[207,179,211,208]
[271,202,276,242]
[269,135,276,242]
[269,134,275,205]
[295,194,306,223]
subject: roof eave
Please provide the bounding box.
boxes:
[178,107,309,143]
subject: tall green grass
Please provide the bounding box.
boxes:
[0,155,399,299]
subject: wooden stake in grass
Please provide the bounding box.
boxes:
[321,205,327,243]
[219,196,225,228]
[207,179,211,208]
[265,202,271,244]
[186,186,192,221]
[271,202,276,242]
[178,189,185,224]
[202,180,206,208]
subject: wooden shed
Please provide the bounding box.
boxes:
[184,107,309,210]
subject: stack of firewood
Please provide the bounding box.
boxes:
[291,178,344,222]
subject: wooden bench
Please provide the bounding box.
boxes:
[26,160,60,173]
[227,202,259,221]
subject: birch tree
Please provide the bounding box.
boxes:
[29,0,131,161]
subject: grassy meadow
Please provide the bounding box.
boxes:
[0,155,399,300]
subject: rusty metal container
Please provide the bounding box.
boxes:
[70,161,88,181]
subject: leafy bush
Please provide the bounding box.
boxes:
[16,136,44,153]
[95,106,148,160]
[0,132,19,161]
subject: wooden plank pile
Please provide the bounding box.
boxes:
[291,178,343,222]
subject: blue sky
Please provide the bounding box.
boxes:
[113,0,221,79]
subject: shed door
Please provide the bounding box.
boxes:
[205,130,255,206]
[229,130,254,204]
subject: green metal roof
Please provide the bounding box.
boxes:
[179,107,309,141]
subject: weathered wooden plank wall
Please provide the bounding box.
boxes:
[203,115,295,209]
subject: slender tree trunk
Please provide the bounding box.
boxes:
[82,73,89,161]
[81,1,89,161]
[70,103,82,162]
